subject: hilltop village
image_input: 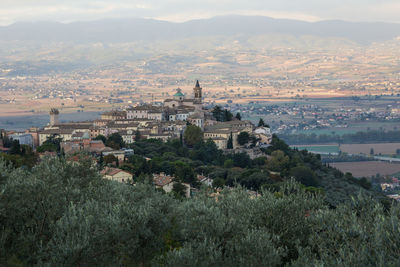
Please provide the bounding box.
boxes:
[0,81,272,187]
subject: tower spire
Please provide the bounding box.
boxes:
[193,80,202,104]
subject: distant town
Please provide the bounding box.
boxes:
[0,80,273,189]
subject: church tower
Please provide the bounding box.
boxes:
[193,80,202,104]
[49,108,59,126]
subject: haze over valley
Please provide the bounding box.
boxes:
[1,16,400,118]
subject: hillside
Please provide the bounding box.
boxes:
[0,146,397,265]
[1,15,399,44]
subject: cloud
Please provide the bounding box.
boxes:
[0,0,399,26]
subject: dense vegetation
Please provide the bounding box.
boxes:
[211,106,234,122]
[0,139,38,168]
[280,130,400,145]
[0,132,394,265]
[0,155,399,266]
[321,153,375,163]
[123,134,383,207]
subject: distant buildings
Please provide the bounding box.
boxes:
[8,133,34,148]
[4,80,272,157]
[153,172,191,198]
[49,108,59,126]
[101,167,133,183]
[204,120,254,149]
[164,81,203,112]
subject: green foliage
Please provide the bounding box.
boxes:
[37,134,63,153]
[235,112,241,120]
[103,154,118,165]
[266,134,290,154]
[258,118,266,127]
[0,142,37,169]
[212,105,223,121]
[172,182,187,198]
[9,140,21,155]
[184,125,203,147]
[252,156,267,166]
[0,156,101,265]
[93,134,106,143]
[174,161,196,186]
[106,132,125,149]
[212,106,234,122]
[227,132,233,149]
[289,165,320,187]
[223,109,233,121]
[135,129,141,142]
[212,177,225,188]
[36,142,57,153]
[0,158,398,266]
[223,159,234,168]
[239,170,272,190]
[127,136,383,209]
[267,150,290,172]
[232,152,251,168]
[237,131,250,146]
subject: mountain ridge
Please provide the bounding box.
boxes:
[1,15,399,44]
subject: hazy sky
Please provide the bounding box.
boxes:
[1,0,400,26]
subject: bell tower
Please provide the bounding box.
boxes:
[49,108,60,126]
[193,80,202,103]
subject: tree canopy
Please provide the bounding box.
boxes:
[184,125,203,147]
[212,106,234,122]
[237,132,250,146]
[0,157,398,266]
[106,132,125,149]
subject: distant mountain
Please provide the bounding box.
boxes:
[1,15,399,44]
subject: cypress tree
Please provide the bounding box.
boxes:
[227,132,233,149]
[235,112,242,120]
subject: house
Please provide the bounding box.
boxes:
[102,150,126,162]
[101,167,132,183]
[61,139,111,154]
[253,126,272,144]
[119,129,136,144]
[126,105,165,121]
[66,154,98,167]
[204,120,254,150]
[153,172,191,198]
[101,110,127,120]
[197,174,213,186]
[163,81,203,112]
[8,133,34,148]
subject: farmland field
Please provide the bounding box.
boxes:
[340,143,400,155]
[329,161,400,177]
[0,112,101,131]
[291,144,340,154]
[297,121,400,136]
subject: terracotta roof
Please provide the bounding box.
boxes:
[102,110,126,116]
[153,174,173,187]
[101,167,131,177]
[197,175,208,181]
[40,129,74,134]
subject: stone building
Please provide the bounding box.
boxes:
[49,108,59,126]
[164,80,203,111]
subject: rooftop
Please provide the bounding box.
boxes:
[174,88,184,97]
[101,167,131,177]
[153,173,173,187]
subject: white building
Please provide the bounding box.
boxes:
[9,133,34,148]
